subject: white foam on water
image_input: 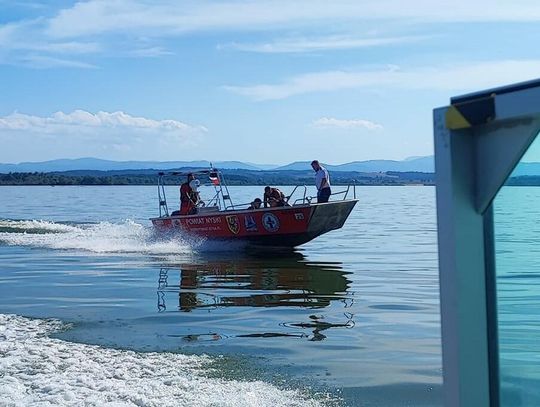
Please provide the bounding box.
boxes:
[0,219,193,255]
[0,219,79,233]
[0,314,329,407]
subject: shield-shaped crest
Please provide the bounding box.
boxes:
[226,215,240,234]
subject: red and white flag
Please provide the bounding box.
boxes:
[209,172,220,185]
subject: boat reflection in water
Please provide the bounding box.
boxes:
[157,253,355,341]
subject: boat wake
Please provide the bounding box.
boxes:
[0,219,194,255]
[0,314,329,407]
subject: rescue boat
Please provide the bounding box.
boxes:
[150,169,358,248]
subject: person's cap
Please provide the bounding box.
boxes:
[254,198,262,202]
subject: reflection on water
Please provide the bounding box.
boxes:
[157,254,355,341]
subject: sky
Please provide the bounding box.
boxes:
[1,0,540,165]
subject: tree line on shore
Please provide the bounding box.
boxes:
[2,170,538,186]
[0,170,436,186]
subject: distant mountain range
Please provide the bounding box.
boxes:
[0,158,266,173]
[0,156,435,174]
[276,156,434,172]
[2,156,540,176]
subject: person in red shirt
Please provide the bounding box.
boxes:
[180,173,200,215]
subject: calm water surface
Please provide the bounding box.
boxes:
[0,185,441,406]
[494,187,540,405]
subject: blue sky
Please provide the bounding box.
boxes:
[1,1,540,165]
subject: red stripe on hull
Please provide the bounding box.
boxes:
[151,206,313,238]
[151,200,358,247]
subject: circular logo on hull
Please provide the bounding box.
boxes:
[262,213,280,232]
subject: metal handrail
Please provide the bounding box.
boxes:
[204,190,222,209]
[225,201,251,211]
[329,190,347,197]
[293,197,312,205]
[287,185,307,205]
[156,168,228,217]
[158,175,169,217]
[303,182,357,204]
[330,182,357,201]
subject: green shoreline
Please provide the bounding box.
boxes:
[0,170,434,186]
[1,171,539,186]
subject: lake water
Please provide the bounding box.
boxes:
[0,185,442,406]
[494,187,540,405]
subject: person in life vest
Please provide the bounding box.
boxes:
[180,173,200,215]
[263,186,286,208]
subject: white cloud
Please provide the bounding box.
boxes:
[0,110,206,133]
[4,0,540,67]
[0,18,167,67]
[313,117,383,130]
[0,21,99,53]
[0,19,100,68]
[0,110,208,161]
[127,46,173,58]
[45,0,540,39]
[15,55,98,69]
[0,23,100,54]
[224,60,540,100]
[220,35,426,53]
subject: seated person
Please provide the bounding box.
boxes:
[263,186,286,208]
[179,173,201,215]
[248,198,262,210]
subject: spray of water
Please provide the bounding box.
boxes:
[0,219,193,255]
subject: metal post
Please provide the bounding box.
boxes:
[434,107,491,406]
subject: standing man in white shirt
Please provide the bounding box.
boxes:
[311,160,332,203]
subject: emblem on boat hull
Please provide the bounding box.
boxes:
[262,213,280,232]
[244,215,258,232]
[226,215,240,234]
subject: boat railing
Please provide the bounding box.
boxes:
[202,190,222,210]
[155,168,237,216]
[223,182,357,210]
[287,185,309,206]
[331,182,357,200]
[302,181,357,204]
[225,201,251,211]
[292,196,312,205]
[223,186,308,210]
[328,189,348,200]
[282,182,358,206]
[157,174,169,217]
